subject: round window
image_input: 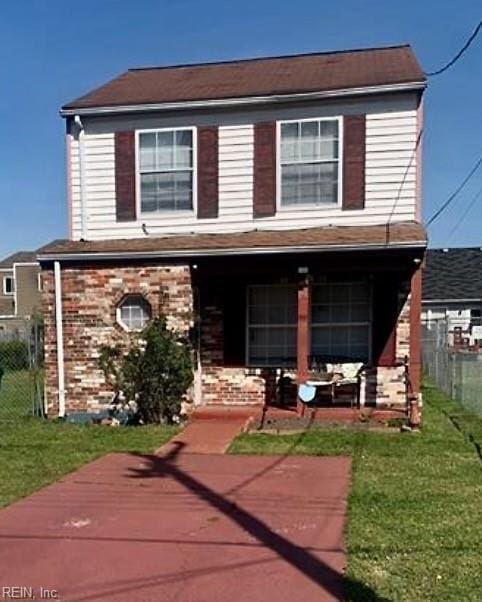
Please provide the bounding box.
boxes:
[117,295,152,331]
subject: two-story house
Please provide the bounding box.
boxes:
[38,45,427,417]
[0,250,41,338]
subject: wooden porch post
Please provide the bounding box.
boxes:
[297,275,312,416]
[409,265,422,398]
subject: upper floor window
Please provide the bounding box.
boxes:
[3,276,14,296]
[279,118,340,207]
[138,128,195,213]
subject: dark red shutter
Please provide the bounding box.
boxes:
[343,115,366,210]
[197,127,219,219]
[372,276,398,366]
[115,131,136,222]
[253,122,276,218]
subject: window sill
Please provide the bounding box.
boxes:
[276,202,341,213]
[139,210,196,219]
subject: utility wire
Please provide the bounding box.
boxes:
[426,153,482,227]
[387,128,424,226]
[425,18,482,76]
[446,182,482,243]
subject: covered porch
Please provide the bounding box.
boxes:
[191,244,424,414]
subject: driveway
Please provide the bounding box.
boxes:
[0,446,351,601]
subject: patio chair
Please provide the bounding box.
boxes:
[302,361,366,408]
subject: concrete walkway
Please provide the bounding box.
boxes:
[0,450,351,601]
[159,407,255,455]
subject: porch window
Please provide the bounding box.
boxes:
[311,281,371,362]
[247,285,297,367]
[138,128,194,213]
[279,118,340,207]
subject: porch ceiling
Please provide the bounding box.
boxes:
[38,222,426,262]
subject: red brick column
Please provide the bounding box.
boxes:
[297,275,312,415]
[409,266,422,397]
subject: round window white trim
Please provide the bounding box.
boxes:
[116,294,152,332]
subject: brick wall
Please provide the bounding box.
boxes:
[43,262,414,412]
[396,292,411,362]
[42,263,192,415]
[200,302,267,405]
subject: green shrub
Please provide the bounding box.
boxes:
[0,340,29,371]
[99,317,193,424]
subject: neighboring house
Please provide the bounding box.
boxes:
[422,248,482,346]
[38,44,427,417]
[0,251,41,337]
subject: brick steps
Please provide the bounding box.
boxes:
[193,404,405,424]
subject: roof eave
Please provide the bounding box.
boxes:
[60,81,427,117]
[38,240,427,263]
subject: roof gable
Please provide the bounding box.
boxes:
[0,251,38,269]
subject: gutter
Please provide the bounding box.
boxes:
[74,116,87,239]
[60,81,427,117]
[54,261,66,418]
[38,240,427,263]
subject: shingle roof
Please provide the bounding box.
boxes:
[38,222,426,260]
[62,45,425,112]
[0,251,38,269]
[423,248,482,301]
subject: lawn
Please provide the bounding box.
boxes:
[230,384,482,601]
[0,418,177,508]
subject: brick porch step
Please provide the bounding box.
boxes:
[193,404,405,424]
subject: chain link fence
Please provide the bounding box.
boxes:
[422,317,482,417]
[0,317,44,419]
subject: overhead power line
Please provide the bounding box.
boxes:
[426,153,482,227]
[387,128,424,225]
[425,18,482,76]
[446,183,482,243]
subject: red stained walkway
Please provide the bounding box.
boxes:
[0,446,351,601]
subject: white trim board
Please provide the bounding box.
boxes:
[38,240,426,262]
[61,82,426,117]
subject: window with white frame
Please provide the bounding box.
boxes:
[3,276,14,296]
[138,128,194,213]
[311,281,371,362]
[117,295,152,331]
[247,285,297,367]
[279,119,340,206]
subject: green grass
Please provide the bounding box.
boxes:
[0,418,177,508]
[0,369,35,418]
[230,384,482,601]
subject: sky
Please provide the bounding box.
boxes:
[0,0,481,258]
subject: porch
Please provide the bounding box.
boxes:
[191,246,423,413]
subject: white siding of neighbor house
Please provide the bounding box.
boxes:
[69,93,420,240]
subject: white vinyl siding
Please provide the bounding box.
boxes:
[69,96,419,240]
[218,125,254,219]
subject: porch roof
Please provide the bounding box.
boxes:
[37,221,426,262]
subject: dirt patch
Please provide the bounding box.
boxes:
[249,416,401,434]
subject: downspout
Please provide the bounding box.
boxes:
[54,261,66,418]
[74,115,87,240]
